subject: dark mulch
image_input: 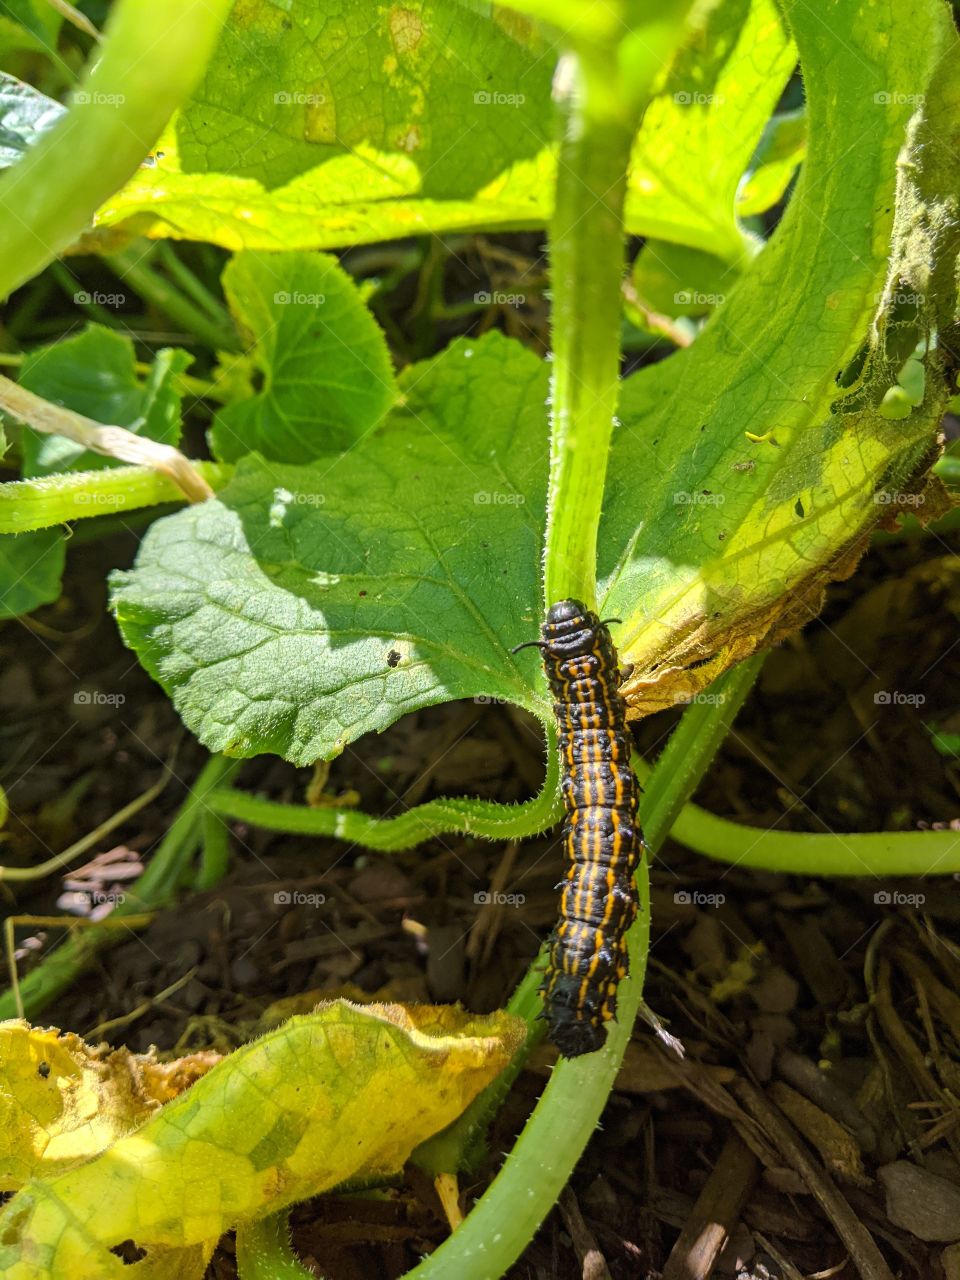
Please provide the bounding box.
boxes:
[3,521,960,1279]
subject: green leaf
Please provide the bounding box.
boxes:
[19,325,192,476]
[630,241,738,320]
[96,0,554,248]
[0,527,64,619]
[210,251,398,464]
[623,0,796,264]
[111,333,547,763]
[928,728,960,759]
[0,1,61,45]
[94,0,792,262]
[0,70,64,170]
[737,107,805,216]
[605,0,960,715]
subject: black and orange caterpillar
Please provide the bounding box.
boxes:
[514,598,644,1056]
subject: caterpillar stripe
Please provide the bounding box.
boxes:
[515,598,643,1056]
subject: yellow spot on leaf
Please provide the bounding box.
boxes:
[389,7,424,55]
[304,88,337,145]
[397,125,422,153]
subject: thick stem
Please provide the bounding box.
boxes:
[665,791,960,876]
[0,0,232,301]
[235,1212,315,1280]
[0,463,232,533]
[542,76,635,608]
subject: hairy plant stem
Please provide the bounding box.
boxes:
[208,741,562,850]
[541,84,635,608]
[0,462,232,533]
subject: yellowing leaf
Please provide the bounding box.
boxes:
[93,0,793,264]
[0,1020,220,1191]
[0,1001,524,1279]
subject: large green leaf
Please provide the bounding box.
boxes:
[111,334,548,762]
[210,251,399,464]
[93,0,793,262]
[606,0,959,715]
[111,0,957,764]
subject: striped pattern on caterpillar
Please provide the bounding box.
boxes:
[514,598,644,1057]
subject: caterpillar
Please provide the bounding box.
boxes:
[513,598,643,1057]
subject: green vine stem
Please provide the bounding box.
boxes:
[651,771,960,876]
[0,0,233,302]
[235,1212,315,1280]
[207,740,563,850]
[402,656,764,1279]
[541,8,694,607]
[205,726,960,879]
[542,96,636,606]
[0,463,232,534]
[0,754,240,1021]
